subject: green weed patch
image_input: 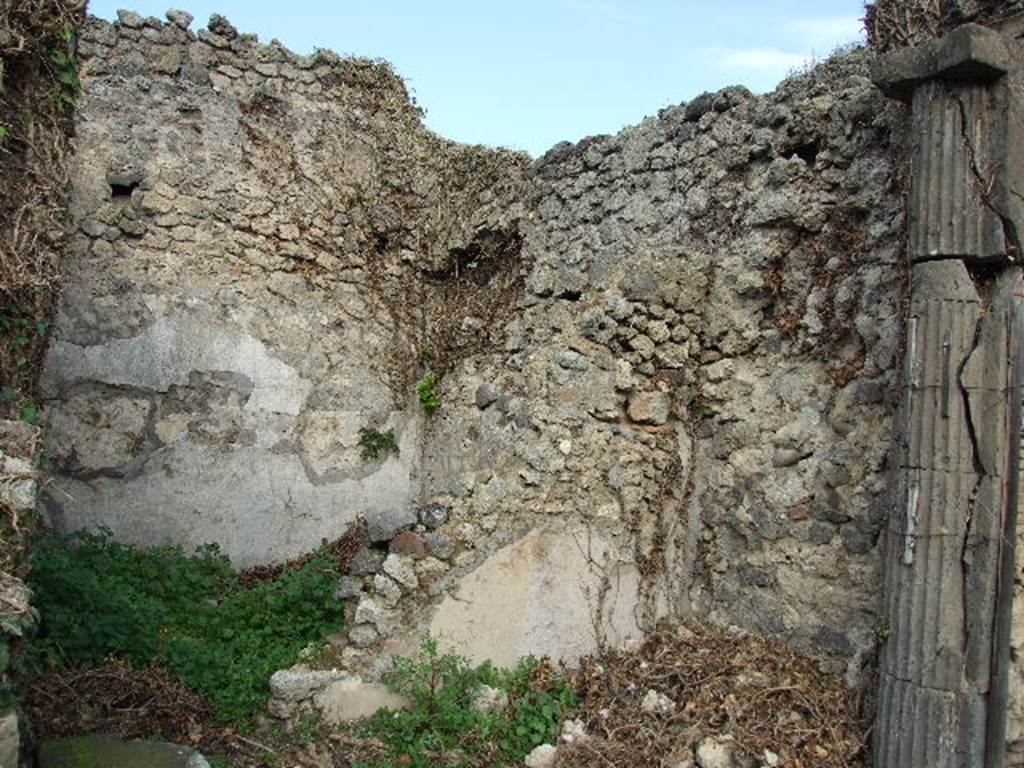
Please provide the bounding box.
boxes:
[358,638,575,768]
[27,532,345,723]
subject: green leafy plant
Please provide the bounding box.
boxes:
[416,374,441,415]
[0,305,48,369]
[295,712,323,746]
[875,615,891,643]
[27,531,346,723]
[18,403,40,425]
[359,638,576,768]
[49,23,80,111]
[689,398,716,419]
[358,427,399,461]
[0,305,51,420]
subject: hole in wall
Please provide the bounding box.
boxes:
[423,228,523,286]
[109,180,139,200]
[793,140,820,165]
[106,169,143,202]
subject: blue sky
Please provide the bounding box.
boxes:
[87,1,867,156]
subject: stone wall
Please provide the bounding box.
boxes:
[42,10,526,567]
[0,421,42,768]
[417,52,907,681]
[45,9,908,690]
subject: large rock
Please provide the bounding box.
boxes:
[524,744,558,768]
[315,675,407,723]
[382,553,418,589]
[365,507,417,543]
[627,391,672,426]
[0,454,36,512]
[472,684,509,712]
[695,735,739,768]
[269,667,348,704]
[38,735,210,768]
[269,666,407,723]
[0,574,33,633]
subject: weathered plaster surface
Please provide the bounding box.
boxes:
[40,10,521,566]
[429,528,650,667]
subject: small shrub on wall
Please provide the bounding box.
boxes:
[359,427,400,460]
[416,373,442,415]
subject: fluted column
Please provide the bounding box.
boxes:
[872,23,1024,767]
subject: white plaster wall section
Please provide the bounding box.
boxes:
[428,527,649,668]
[48,444,408,567]
[41,310,418,566]
[43,312,311,419]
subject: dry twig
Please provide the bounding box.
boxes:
[556,623,870,768]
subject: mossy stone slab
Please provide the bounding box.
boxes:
[39,735,210,768]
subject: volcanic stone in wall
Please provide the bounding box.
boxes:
[41,11,526,567]
[415,49,909,678]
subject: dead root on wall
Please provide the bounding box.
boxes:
[865,0,1024,53]
[0,0,86,417]
[237,520,366,588]
[237,74,529,407]
[558,623,870,768]
[416,226,528,380]
[864,0,944,51]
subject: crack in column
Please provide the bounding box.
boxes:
[956,295,989,762]
[958,316,987,480]
[953,91,1021,262]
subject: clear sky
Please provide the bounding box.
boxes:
[87,1,868,156]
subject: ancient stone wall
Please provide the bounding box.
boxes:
[45,9,908,694]
[0,421,42,768]
[42,10,526,567]
[418,52,907,680]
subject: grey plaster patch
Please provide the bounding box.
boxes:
[43,312,311,416]
[47,440,410,567]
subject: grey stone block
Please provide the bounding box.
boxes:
[334,575,363,600]
[349,548,384,575]
[417,503,449,530]
[365,508,416,543]
[165,9,194,29]
[115,10,145,29]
